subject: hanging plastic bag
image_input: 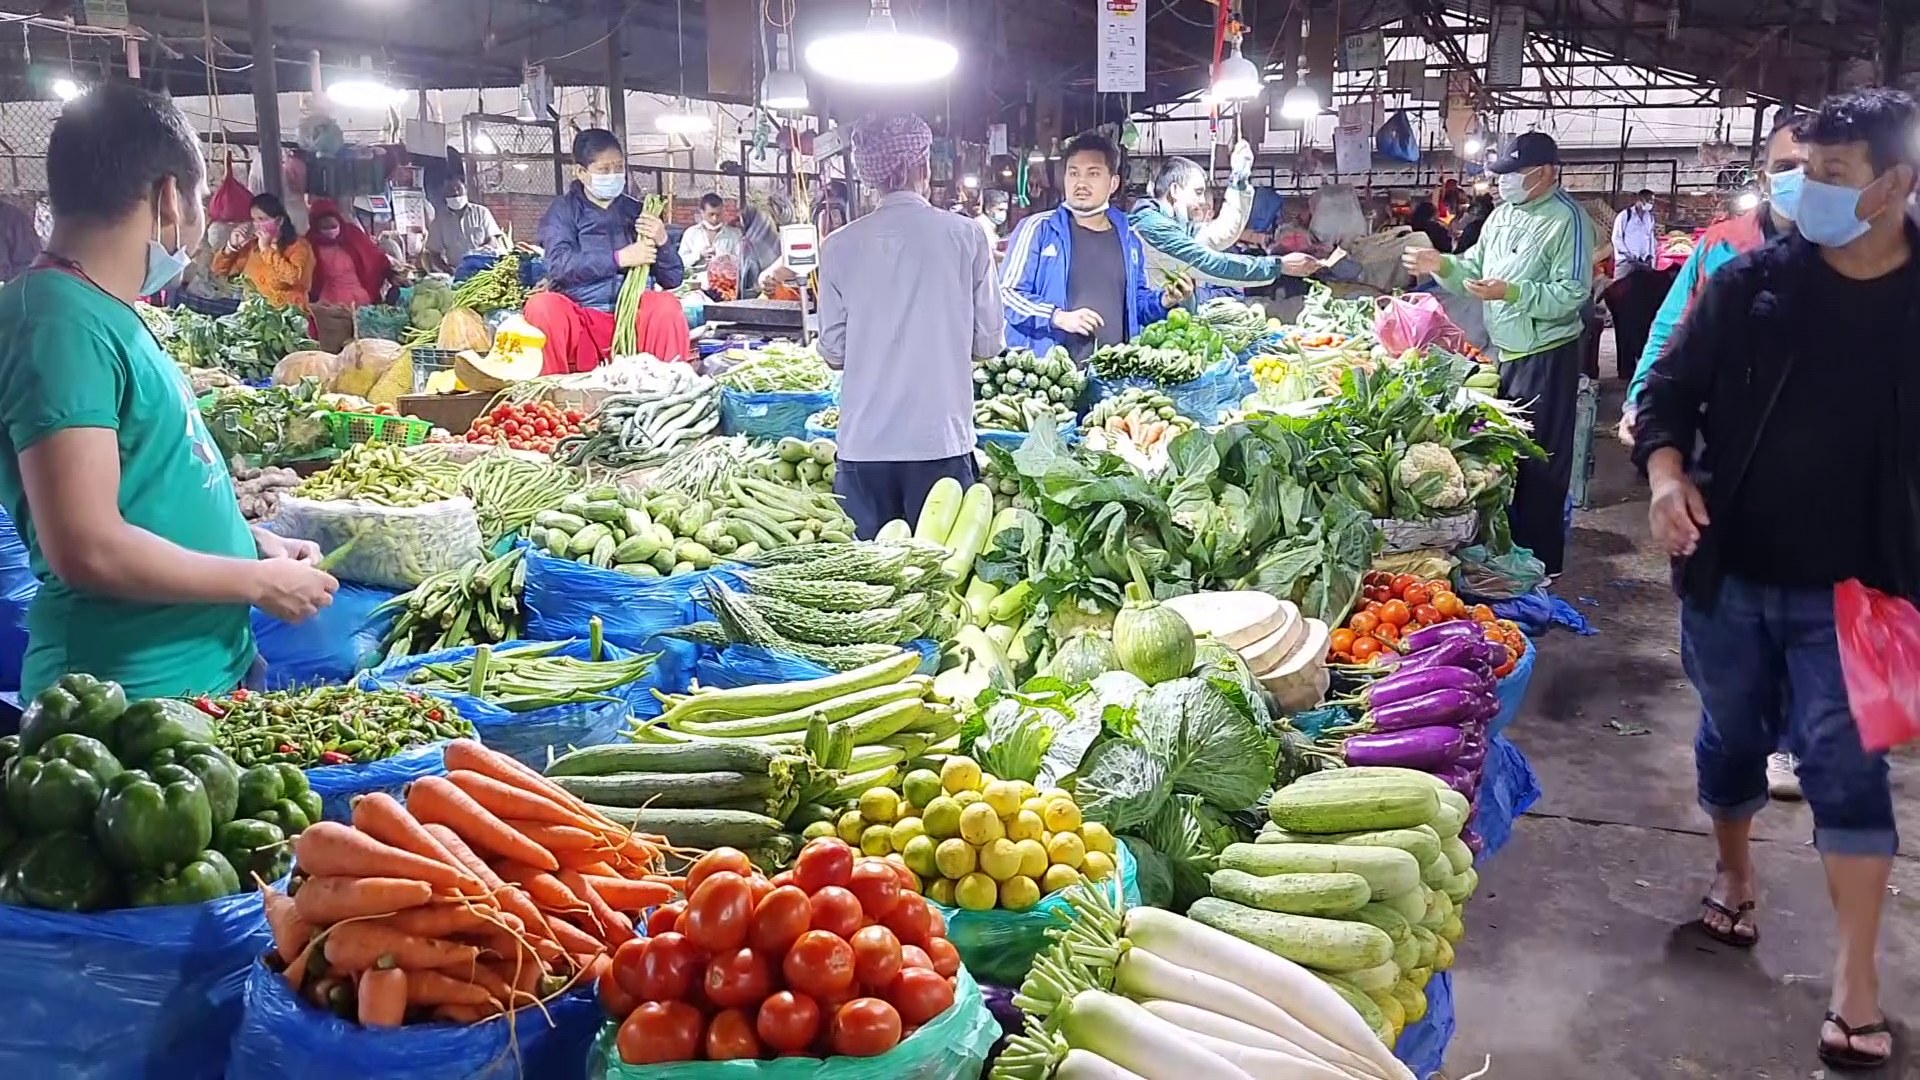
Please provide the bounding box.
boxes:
[1373,291,1469,355]
[931,845,1140,986]
[0,506,38,693]
[1835,578,1920,752]
[208,153,256,224]
[1374,110,1421,164]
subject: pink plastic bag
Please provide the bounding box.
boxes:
[1374,292,1469,355]
[1835,578,1920,751]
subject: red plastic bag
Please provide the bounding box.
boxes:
[1374,292,1468,355]
[207,153,255,224]
[1835,578,1920,751]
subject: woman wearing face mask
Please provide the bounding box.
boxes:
[0,84,336,702]
[523,129,689,372]
[304,199,394,348]
[213,191,314,311]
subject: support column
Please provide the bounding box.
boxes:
[248,0,281,198]
[606,9,627,148]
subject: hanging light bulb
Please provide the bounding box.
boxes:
[1280,84,1320,120]
[328,57,406,109]
[657,99,713,134]
[1462,136,1484,157]
[469,130,500,155]
[1733,190,1760,211]
[1211,38,1262,102]
[50,77,84,101]
[805,0,957,85]
[762,31,809,110]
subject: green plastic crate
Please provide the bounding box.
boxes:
[326,410,431,449]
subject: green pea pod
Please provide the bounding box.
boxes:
[7,734,123,836]
[235,764,286,818]
[94,766,213,873]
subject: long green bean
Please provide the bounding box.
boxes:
[611,194,670,356]
[402,637,658,712]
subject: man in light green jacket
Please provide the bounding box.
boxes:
[1404,132,1597,576]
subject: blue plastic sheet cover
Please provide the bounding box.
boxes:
[1394,971,1456,1080]
[1488,637,1537,738]
[692,640,941,690]
[1088,355,1240,424]
[0,887,270,1079]
[720,386,837,441]
[227,957,601,1080]
[519,543,718,653]
[253,583,402,689]
[1491,588,1597,637]
[1472,734,1541,859]
[0,506,37,693]
[305,740,450,822]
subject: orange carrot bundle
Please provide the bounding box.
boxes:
[544,915,607,956]
[560,869,636,944]
[442,741,668,870]
[358,968,407,1028]
[294,822,477,891]
[351,793,487,894]
[408,776,559,872]
[379,903,501,938]
[495,861,589,915]
[403,968,499,1009]
[322,920,481,973]
[294,876,435,925]
[262,886,313,965]
[446,770,593,831]
[503,819,607,853]
[583,875,677,912]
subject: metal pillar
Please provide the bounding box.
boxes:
[248,0,281,198]
[606,10,627,150]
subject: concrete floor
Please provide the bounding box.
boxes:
[1443,372,1920,1078]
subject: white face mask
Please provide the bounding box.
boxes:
[1497,171,1532,204]
[584,173,626,200]
[142,198,191,296]
[446,197,469,211]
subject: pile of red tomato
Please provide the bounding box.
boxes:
[464,400,588,455]
[598,838,964,1065]
[1330,571,1529,678]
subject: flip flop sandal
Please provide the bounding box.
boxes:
[1817,1012,1893,1071]
[1698,896,1759,948]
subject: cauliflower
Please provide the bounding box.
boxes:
[1396,441,1469,512]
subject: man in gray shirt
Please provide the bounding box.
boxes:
[424,179,506,273]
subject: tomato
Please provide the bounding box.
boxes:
[925,907,946,938]
[1470,603,1497,623]
[596,954,639,1019]
[1374,621,1400,644]
[1364,570,1392,587]
[704,1008,761,1060]
[610,937,651,1001]
[847,859,902,919]
[783,930,855,999]
[686,847,754,897]
[923,935,961,978]
[748,885,813,955]
[645,903,683,937]
[1350,636,1383,660]
[830,998,903,1057]
[881,853,921,893]
[746,873,775,907]
[704,947,775,1010]
[899,944,934,970]
[879,890,931,947]
[1364,585,1390,604]
[808,886,865,939]
[756,991,821,1053]
[636,931,702,1002]
[1329,628,1357,654]
[685,871,754,953]
[1389,573,1417,596]
[1403,584,1431,607]
[567,408,585,424]
[792,838,855,893]
[886,966,955,1025]
[617,1000,703,1064]
[1433,591,1465,619]
[1378,599,1411,627]
[1348,611,1379,634]
[849,924,903,988]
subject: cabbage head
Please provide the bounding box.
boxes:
[1132,677,1277,813]
[1073,737,1168,832]
[1143,794,1240,912]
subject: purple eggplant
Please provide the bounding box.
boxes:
[1433,765,1479,796]
[1401,620,1491,654]
[1462,827,1485,856]
[1348,665,1493,710]
[1382,635,1496,675]
[1342,724,1467,770]
[1369,687,1497,732]
[1455,743,1489,772]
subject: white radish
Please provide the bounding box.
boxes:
[1125,907,1416,1080]
[1116,948,1389,1080]
[1056,1049,1152,1080]
[1184,1027,1373,1080]
[1057,990,1257,1080]
[1140,999,1335,1056]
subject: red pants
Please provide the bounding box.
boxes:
[522,289,691,374]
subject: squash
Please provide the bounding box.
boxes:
[436,306,492,352]
[1112,555,1195,686]
[453,315,546,392]
[271,349,340,386]
[1267,770,1440,833]
[332,338,404,396]
[1044,632,1120,683]
[1218,842,1423,902]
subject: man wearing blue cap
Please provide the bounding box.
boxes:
[1403,131,1597,576]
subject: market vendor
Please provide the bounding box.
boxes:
[1130,142,1318,294]
[524,128,691,372]
[213,192,314,311]
[0,83,338,701]
[423,179,506,274]
[1001,131,1188,360]
[306,198,395,348]
[678,193,744,290]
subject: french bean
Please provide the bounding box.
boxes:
[402,639,658,712]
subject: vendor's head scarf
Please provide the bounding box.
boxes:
[852,114,932,193]
[306,197,389,302]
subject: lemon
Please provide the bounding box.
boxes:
[1079,821,1117,855]
[934,837,977,879]
[889,816,926,852]
[1043,787,1073,803]
[836,810,868,845]
[902,768,943,807]
[858,787,901,825]
[1020,796,1049,816]
[979,838,1023,882]
[955,871,998,911]
[958,802,1005,845]
[1047,830,1087,869]
[898,803,920,822]
[1000,875,1041,912]
[1014,780,1040,803]
[1006,809,1045,843]
[926,876,956,905]
[1042,797,1083,833]
[982,780,1025,818]
[902,834,940,878]
[1014,838,1050,878]
[922,796,963,840]
[941,756,983,794]
[800,820,836,841]
[1082,850,1117,881]
[860,824,894,857]
[952,789,983,808]
[1041,863,1082,894]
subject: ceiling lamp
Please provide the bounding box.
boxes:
[1211,39,1262,102]
[1462,136,1484,157]
[50,77,84,101]
[1280,84,1321,121]
[328,58,405,109]
[657,100,713,135]
[1733,190,1760,211]
[762,32,809,110]
[805,0,957,85]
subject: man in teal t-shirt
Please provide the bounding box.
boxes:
[0,84,338,701]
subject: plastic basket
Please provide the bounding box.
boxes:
[408,348,461,395]
[327,411,431,450]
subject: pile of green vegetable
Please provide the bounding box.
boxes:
[197,685,473,769]
[532,479,850,576]
[296,443,464,507]
[974,348,1084,433]
[156,292,318,382]
[451,255,527,315]
[714,346,834,393]
[369,546,530,660]
[405,279,458,340]
[353,304,410,342]
[0,675,300,912]
[762,436,838,492]
[1194,297,1274,353]
[1295,281,1383,339]
[200,378,334,465]
[554,371,720,470]
[1087,342,1209,386]
[401,637,656,713]
[644,435,780,503]
[459,452,584,546]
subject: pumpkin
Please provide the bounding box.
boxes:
[332,338,405,396]
[436,306,492,352]
[1112,555,1196,686]
[271,349,340,386]
[1044,632,1120,683]
[452,315,546,392]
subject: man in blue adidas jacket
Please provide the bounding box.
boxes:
[1001,132,1188,360]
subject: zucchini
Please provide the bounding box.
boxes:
[1217,842,1422,901]
[1205,869,1371,918]
[1315,975,1388,1037]
[1339,959,1402,995]
[1381,886,1430,924]
[1268,774,1439,833]
[914,477,964,544]
[1348,902,1411,945]
[583,805,788,850]
[545,741,795,778]
[1186,897,1393,973]
[653,651,922,727]
[1259,824,1442,867]
[1421,886,1452,931]
[1443,866,1478,904]
[1409,925,1438,968]
[1440,835,1474,876]
[1419,851,1453,890]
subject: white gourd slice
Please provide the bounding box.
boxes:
[1161,591,1289,649]
[1257,618,1331,713]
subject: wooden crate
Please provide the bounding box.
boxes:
[397,392,491,437]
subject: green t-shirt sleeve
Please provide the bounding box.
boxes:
[0,312,125,451]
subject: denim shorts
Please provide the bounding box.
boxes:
[1681,575,1897,856]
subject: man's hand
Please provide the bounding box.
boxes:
[616,238,658,269]
[1051,308,1104,336]
[1465,277,1511,301]
[1648,469,1711,557]
[250,558,339,623]
[1161,273,1194,307]
[1402,247,1444,277]
[1615,407,1637,447]
[635,217,668,245]
[252,528,322,564]
[1280,252,1323,277]
[1231,139,1255,179]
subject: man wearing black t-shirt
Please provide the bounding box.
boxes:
[1633,87,1920,1073]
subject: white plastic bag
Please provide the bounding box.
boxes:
[273,495,483,589]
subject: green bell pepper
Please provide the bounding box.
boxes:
[0,830,117,911]
[293,788,325,825]
[262,798,311,834]
[272,763,311,799]
[93,765,213,873]
[127,848,241,907]
[214,817,291,885]
[236,764,286,818]
[17,687,83,756]
[148,741,239,827]
[112,699,215,768]
[7,734,123,836]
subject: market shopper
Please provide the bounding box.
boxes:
[1605,188,1663,381]
[1410,201,1453,254]
[0,198,43,282]
[1403,132,1597,576]
[1002,132,1189,360]
[975,189,1009,259]
[524,128,690,372]
[213,192,314,311]
[818,114,1002,539]
[0,83,336,701]
[423,179,507,274]
[1130,143,1320,292]
[1632,87,1918,1073]
[678,193,744,290]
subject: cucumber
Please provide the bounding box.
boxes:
[590,534,617,567]
[1430,799,1466,839]
[545,741,796,777]
[1391,931,1420,973]
[1440,911,1464,943]
[1348,902,1411,945]
[1268,774,1439,833]
[1421,886,1452,930]
[1218,842,1422,901]
[1339,959,1402,995]
[1317,976,1389,1042]
[1419,851,1453,890]
[1441,835,1473,876]
[1205,869,1371,918]
[1259,824,1443,868]
[1382,886,1430,924]
[569,523,612,557]
[613,533,661,563]
[554,771,781,809]
[1392,979,1429,1024]
[671,679,930,738]
[581,806,789,851]
[534,510,587,532]
[1410,925,1439,968]
[1443,866,1478,904]
[1186,898,1393,973]
[581,500,628,525]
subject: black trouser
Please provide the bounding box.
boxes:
[833,454,978,540]
[1499,334,1583,576]
[1605,269,1664,381]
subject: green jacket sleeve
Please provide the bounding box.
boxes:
[1501,206,1594,323]
[1433,238,1486,295]
[1130,205,1279,287]
[1627,239,1708,409]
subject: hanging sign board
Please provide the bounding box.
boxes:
[987,124,1009,158]
[1485,6,1528,87]
[1444,71,1477,141]
[1097,0,1147,93]
[1341,31,1386,72]
[82,0,129,28]
[1387,59,1426,91]
[812,126,847,160]
[1334,102,1372,175]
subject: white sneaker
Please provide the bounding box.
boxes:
[1767,752,1803,800]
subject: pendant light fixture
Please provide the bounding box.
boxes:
[658,0,713,134]
[1211,38,1262,101]
[328,57,406,109]
[805,0,957,85]
[762,30,809,111]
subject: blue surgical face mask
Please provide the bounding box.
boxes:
[584,172,626,201]
[1765,166,1804,222]
[1796,176,1874,248]
[1496,171,1531,204]
[142,203,191,296]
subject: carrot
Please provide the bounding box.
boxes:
[380,903,500,938]
[495,861,588,914]
[322,920,482,973]
[294,876,435,925]
[573,861,621,878]
[407,776,560,872]
[435,1003,500,1024]
[424,824,561,948]
[404,967,498,1008]
[446,770,597,831]
[443,740,601,819]
[284,944,315,993]
[545,914,609,955]
[464,960,520,1005]
[562,870,636,943]
[584,876,678,911]
[504,819,607,853]
[293,821,476,891]
[357,968,408,1027]
[351,792,486,893]
[262,886,313,965]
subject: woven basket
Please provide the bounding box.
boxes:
[1372,510,1477,554]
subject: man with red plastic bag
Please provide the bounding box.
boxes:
[1632,88,1920,1073]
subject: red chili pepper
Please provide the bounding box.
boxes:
[278,742,298,754]
[320,750,352,765]
[193,695,227,718]
[231,688,251,701]
[427,708,443,721]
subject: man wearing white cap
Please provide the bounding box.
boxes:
[818,114,1005,539]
